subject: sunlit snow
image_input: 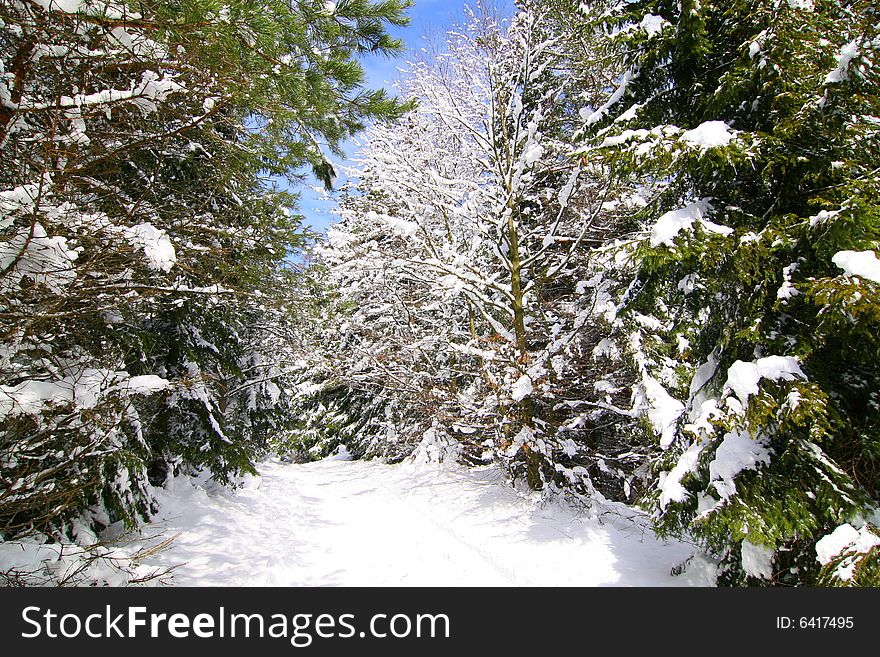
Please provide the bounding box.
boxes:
[125,222,177,272]
[680,121,736,150]
[832,249,880,283]
[816,523,880,581]
[724,356,805,403]
[826,41,860,84]
[140,456,712,586]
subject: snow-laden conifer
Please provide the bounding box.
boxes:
[581,0,880,584]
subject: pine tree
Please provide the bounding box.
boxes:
[581,0,880,584]
[1,0,412,547]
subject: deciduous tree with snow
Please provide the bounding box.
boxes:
[302,1,649,497]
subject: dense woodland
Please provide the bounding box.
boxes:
[2,0,879,586]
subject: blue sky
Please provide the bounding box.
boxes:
[294,1,506,235]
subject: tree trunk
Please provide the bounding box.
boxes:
[507,211,528,358]
[506,210,543,490]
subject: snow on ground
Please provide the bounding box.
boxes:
[139,456,713,586]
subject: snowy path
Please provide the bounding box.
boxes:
[141,457,713,586]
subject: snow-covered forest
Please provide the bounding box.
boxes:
[2,0,879,587]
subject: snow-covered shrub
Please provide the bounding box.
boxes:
[0,532,171,587]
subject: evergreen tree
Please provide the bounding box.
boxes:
[1,0,411,546]
[581,0,880,584]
